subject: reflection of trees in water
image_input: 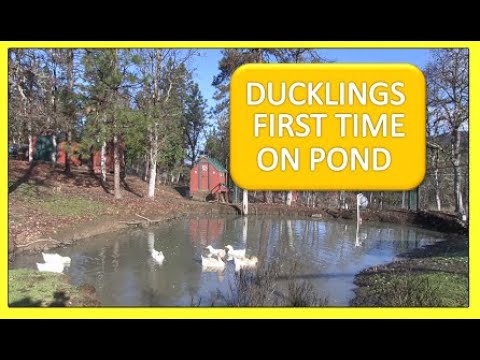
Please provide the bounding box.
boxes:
[96,246,106,289]
[112,241,120,272]
[258,219,272,271]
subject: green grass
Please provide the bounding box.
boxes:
[9,269,99,307]
[38,195,108,217]
[9,182,40,198]
[10,181,109,217]
[352,237,468,307]
[366,271,468,307]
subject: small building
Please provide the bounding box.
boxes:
[56,141,82,167]
[190,155,228,201]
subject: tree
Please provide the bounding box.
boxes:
[9,50,47,162]
[134,50,197,199]
[425,49,468,216]
[183,82,207,167]
[82,49,136,199]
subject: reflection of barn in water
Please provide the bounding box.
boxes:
[189,218,225,246]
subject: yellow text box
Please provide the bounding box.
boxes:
[230,63,426,190]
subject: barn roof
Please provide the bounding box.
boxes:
[197,155,227,173]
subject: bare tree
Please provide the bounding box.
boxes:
[426,49,468,216]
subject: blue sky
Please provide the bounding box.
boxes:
[192,49,432,120]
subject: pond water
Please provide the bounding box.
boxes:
[10,216,448,306]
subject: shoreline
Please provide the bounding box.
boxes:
[10,202,466,257]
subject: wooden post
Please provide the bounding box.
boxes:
[242,189,249,215]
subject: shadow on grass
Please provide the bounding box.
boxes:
[173,186,189,198]
[9,291,69,307]
[121,177,143,198]
[8,161,39,194]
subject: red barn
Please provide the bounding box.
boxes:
[190,155,228,201]
[56,141,82,166]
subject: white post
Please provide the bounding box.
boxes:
[242,189,249,215]
[286,191,293,206]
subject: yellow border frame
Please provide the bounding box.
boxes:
[1,41,476,319]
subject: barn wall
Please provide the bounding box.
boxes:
[189,158,227,196]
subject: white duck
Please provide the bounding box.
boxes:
[201,254,225,270]
[36,262,65,273]
[205,245,226,259]
[234,256,258,272]
[225,245,246,259]
[42,252,71,264]
[151,249,165,264]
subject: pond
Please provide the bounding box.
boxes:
[10,216,448,306]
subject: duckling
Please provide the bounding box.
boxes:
[205,245,226,259]
[151,249,165,264]
[234,256,258,272]
[201,254,225,270]
[36,262,65,273]
[225,245,246,259]
[42,252,71,264]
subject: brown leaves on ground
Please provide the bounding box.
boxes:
[8,160,229,250]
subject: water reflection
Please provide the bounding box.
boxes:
[10,216,451,306]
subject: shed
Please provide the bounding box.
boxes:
[56,141,82,167]
[190,155,228,201]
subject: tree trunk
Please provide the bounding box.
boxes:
[28,119,33,162]
[65,50,74,175]
[242,189,248,215]
[432,148,441,211]
[101,141,107,183]
[379,192,384,210]
[51,133,57,167]
[144,154,150,182]
[65,131,72,174]
[355,193,361,247]
[113,135,122,199]
[266,191,273,204]
[451,128,465,215]
[147,128,158,199]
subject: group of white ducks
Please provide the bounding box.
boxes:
[36,245,256,275]
[36,252,72,273]
[202,245,258,273]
